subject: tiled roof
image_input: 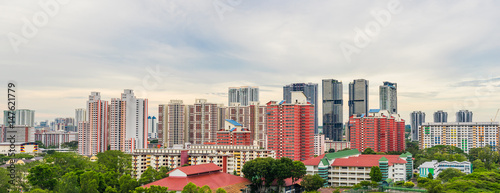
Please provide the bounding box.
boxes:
[143,171,251,191]
[331,155,407,167]
[302,154,325,166]
[175,163,222,176]
[270,177,303,186]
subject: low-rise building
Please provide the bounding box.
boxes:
[217,120,252,146]
[0,142,38,155]
[418,160,472,178]
[132,144,275,178]
[35,130,77,147]
[302,149,361,187]
[324,140,350,152]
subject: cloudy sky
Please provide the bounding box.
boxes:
[1,0,500,125]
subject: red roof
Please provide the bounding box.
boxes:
[174,163,221,176]
[331,155,407,167]
[143,171,250,191]
[270,177,303,186]
[302,154,325,166]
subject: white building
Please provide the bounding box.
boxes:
[75,108,87,131]
[79,92,108,156]
[3,109,35,127]
[0,125,35,143]
[314,134,325,155]
[418,160,472,178]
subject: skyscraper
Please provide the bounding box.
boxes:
[166,100,187,147]
[3,109,35,127]
[75,109,87,129]
[267,91,314,161]
[410,111,426,141]
[456,110,473,122]
[224,102,267,148]
[228,86,259,106]
[79,92,108,156]
[434,110,448,123]
[148,116,157,138]
[348,79,369,116]
[380,81,398,114]
[322,79,343,141]
[109,90,148,153]
[283,83,318,134]
[187,99,222,144]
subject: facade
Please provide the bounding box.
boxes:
[0,142,38,155]
[132,144,275,178]
[0,125,35,143]
[349,109,405,153]
[419,122,499,153]
[283,83,318,134]
[187,99,222,145]
[410,111,426,141]
[314,134,325,156]
[228,86,259,106]
[109,90,148,153]
[379,82,397,114]
[434,110,448,123]
[158,104,167,146]
[148,116,157,138]
[3,109,35,127]
[267,91,314,161]
[324,141,350,152]
[79,92,109,156]
[348,79,369,117]
[322,79,343,141]
[35,130,77,147]
[418,160,472,178]
[456,110,473,122]
[75,108,87,130]
[217,119,252,146]
[163,100,187,148]
[224,103,267,148]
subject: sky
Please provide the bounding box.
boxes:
[1,0,500,125]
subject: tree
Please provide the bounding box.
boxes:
[427,172,434,180]
[61,141,78,151]
[27,164,58,190]
[359,181,371,188]
[105,187,118,193]
[290,160,307,183]
[182,182,199,193]
[404,181,415,188]
[369,166,382,182]
[55,172,81,193]
[0,168,11,193]
[133,185,170,193]
[362,148,376,155]
[233,170,238,176]
[437,168,465,182]
[215,188,227,193]
[155,166,170,180]
[26,189,49,193]
[182,164,190,167]
[139,167,158,185]
[328,148,335,153]
[300,174,325,191]
[425,180,443,193]
[242,157,275,192]
[416,177,430,187]
[198,185,212,193]
[97,150,132,176]
[35,141,46,149]
[80,170,100,193]
[119,174,138,193]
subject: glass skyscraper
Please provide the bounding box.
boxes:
[322,79,343,141]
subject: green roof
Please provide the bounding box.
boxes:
[324,149,360,160]
[379,157,389,162]
[399,152,413,158]
[320,158,329,166]
[399,153,407,158]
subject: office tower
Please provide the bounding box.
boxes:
[267,91,314,161]
[349,109,405,153]
[456,110,473,122]
[349,79,369,116]
[380,82,398,114]
[148,116,157,138]
[187,99,222,144]
[283,83,318,134]
[420,122,499,153]
[410,111,426,141]
[216,119,252,146]
[109,89,148,153]
[228,86,259,106]
[79,92,108,156]
[434,110,448,123]
[224,102,267,148]
[75,108,87,130]
[322,79,343,141]
[3,109,35,127]
[163,100,187,148]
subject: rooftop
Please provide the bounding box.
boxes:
[332,155,407,167]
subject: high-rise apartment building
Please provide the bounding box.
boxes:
[267,91,314,161]
[187,99,222,144]
[283,83,318,134]
[224,103,267,148]
[349,109,405,153]
[410,111,426,141]
[322,79,343,141]
[148,116,157,138]
[79,92,108,156]
[164,100,187,148]
[217,119,252,146]
[228,86,259,106]
[109,90,148,153]
[380,82,398,114]
[314,134,325,156]
[3,109,35,127]
[75,108,87,128]
[456,110,473,122]
[434,110,448,123]
[419,122,499,153]
[348,79,369,116]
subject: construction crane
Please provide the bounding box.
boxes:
[491,109,500,122]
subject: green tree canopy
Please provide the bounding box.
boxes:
[181,182,199,193]
[198,185,212,193]
[369,166,382,182]
[362,148,376,155]
[300,174,325,192]
[55,171,81,193]
[97,150,132,176]
[215,188,227,193]
[437,168,465,182]
[27,164,58,190]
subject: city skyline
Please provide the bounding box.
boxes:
[1,1,500,125]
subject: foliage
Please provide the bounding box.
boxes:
[119,174,138,193]
[300,174,325,191]
[198,185,212,193]
[97,150,132,176]
[133,185,170,193]
[369,166,382,182]
[181,182,199,193]
[79,170,101,193]
[362,148,376,155]
[35,141,46,149]
[416,177,430,187]
[328,148,335,153]
[55,172,81,193]
[427,172,434,179]
[61,141,78,151]
[424,179,443,193]
[0,168,11,193]
[469,146,500,171]
[27,164,58,190]
[437,168,465,182]
[404,181,415,188]
[412,145,468,169]
[242,157,307,192]
[442,170,500,192]
[215,188,227,193]
[26,189,49,193]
